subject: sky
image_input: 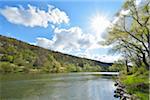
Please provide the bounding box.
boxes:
[0,0,125,63]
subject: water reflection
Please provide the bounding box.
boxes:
[0,73,118,100]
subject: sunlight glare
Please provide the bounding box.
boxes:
[90,14,110,34]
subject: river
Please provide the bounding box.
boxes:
[0,72,119,100]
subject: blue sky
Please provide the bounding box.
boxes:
[0,0,125,62]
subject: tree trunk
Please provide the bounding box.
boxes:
[125,60,129,73]
[142,53,149,70]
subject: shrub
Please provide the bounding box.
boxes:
[1,55,13,63]
[0,62,15,73]
[65,64,77,72]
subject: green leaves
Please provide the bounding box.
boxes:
[104,0,150,70]
[0,35,110,73]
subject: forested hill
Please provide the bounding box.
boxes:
[0,35,112,73]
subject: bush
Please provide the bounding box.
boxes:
[135,67,147,76]
[0,62,15,73]
[0,55,13,63]
[109,64,124,72]
[76,66,82,72]
[65,64,77,72]
[129,66,138,74]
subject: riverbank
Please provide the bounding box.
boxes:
[114,68,149,100]
[114,80,132,100]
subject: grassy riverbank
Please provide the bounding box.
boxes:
[119,68,149,100]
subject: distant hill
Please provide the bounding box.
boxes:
[0,35,112,73]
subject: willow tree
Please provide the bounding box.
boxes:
[105,0,150,70]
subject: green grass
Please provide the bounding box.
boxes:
[135,92,149,100]
[120,70,149,100]
[121,74,148,85]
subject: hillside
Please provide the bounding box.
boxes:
[0,35,112,73]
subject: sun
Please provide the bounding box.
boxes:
[90,14,110,34]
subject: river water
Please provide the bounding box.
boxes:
[0,72,119,100]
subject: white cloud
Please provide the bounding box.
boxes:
[0,5,119,62]
[36,27,94,52]
[110,9,130,27]
[134,0,148,7]
[82,51,121,63]
[53,27,82,52]
[0,4,69,28]
[75,49,121,63]
[36,26,117,62]
[135,0,143,6]
[36,37,53,49]
[135,0,141,6]
[112,16,120,25]
[95,55,121,63]
[112,0,147,26]
[120,9,130,16]
[57,27,109,51]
